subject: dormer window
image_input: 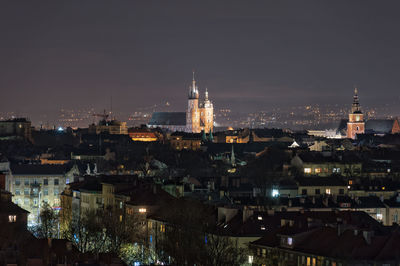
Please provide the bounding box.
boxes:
[8,215,16,223]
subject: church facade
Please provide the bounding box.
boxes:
[148,74,214,133]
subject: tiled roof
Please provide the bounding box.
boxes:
[0,201,29,214]
[11,164,68,175]
[365,119,395,134]
[148,112,186,126]
[296,176,347,186]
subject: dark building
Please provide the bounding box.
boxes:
[0,118,32,141]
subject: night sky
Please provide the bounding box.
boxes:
[1,1,400,117]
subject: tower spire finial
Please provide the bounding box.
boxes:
[192,71,195,81]
[354,87,358,95]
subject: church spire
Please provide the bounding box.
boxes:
[189,71,199,99]
[205,87,209,101]
[351,87,361,113]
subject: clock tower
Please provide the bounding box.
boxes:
[347,88,365,139]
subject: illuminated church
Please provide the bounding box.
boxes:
[337,88,400,139]
[148,74,214,133]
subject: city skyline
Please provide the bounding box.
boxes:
[1,1,400,117]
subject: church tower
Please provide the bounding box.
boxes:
[186,73,201,133]
[200,88,214,133]
[347,88,365,139]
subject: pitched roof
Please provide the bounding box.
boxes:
[148,112,186,126]
[296,176,347,187]
[365,119,396,134]
[11,164,68,175]
[0,201,29,214]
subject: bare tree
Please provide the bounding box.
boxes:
[30,202,59,239]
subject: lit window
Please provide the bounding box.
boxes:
[258,216,263,220]
[261,226,266,230]
[325,189,331,195]
[349,180,353,185]
[8,215,16,223]
[377,213,383,220]
[272,189,279,197]
[139,208,147,213]
[287,237,293,245]
[248,255,254,264]
[119,215,123,222]
[315,168,321,173]
[160,224,165,232]
[304,168,311,174]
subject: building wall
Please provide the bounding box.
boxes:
[347,113,365,139]
[347,122,365,139]
[199,105,213,133]
[0,120,32,141]
[9,174,67,224]
[186,98,201,133]
[301,162,362,177]
[386,206,400,225]
[298,185,348,196]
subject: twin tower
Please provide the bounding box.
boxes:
[186,73,214,133]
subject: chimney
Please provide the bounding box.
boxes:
[267,209,275,216]
[322,197,329,207]
[242,209,254,223]
[363,231,374,245]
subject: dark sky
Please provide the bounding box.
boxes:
[1,1,400,116]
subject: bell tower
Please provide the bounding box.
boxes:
[347,88,365,139]
[186,72,200,133]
